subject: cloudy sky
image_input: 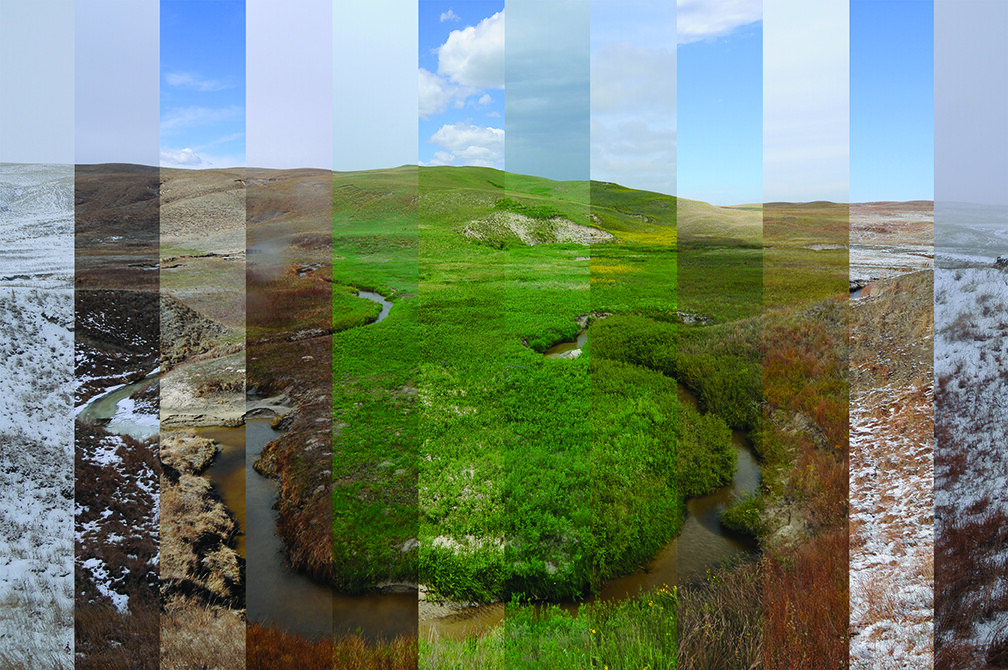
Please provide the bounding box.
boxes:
[0,0,74,165]
[676,0,760,204]
[160,0,245,169]
[591,0,675,196]
[335,1,417,171]
[76,0,160,166]
[935,0,1007,207]
[851,0,933,203]
[419,1,504,170]
[764,0,848,203]
[506,0,589,183]
[246,0,331,170]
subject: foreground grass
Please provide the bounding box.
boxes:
[420,587,676,670]
[246,624,418,670]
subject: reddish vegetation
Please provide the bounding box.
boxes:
[763,529,849,670]
[246,625,418,670]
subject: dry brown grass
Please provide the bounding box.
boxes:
[160,597,245,670]
[245,624,419,670]
[677,560,763,670]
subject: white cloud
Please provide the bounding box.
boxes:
[437,10,504,89]
[427,121,503,168]
[160,148,204,168]
[164,71,229,92]
[161,105,244,133]
[419,67,464,119]
[477,93,492,105]
[677,0,761,44]
[440,9,459,22]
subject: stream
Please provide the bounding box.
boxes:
[79,298,759,643]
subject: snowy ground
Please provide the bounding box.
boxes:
[934,260,1008,667]
[849,363,934,667]
[0,164,74,667]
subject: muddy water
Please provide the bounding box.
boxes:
[358,290,392,324]
[236,418,418,641]
[675,384,760,582]
[543,329,588,358]
[76,372,159,441]
[196,425,247,558]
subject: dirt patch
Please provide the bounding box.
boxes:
[462,211,613,246]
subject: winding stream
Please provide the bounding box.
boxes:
[80,295,759,642]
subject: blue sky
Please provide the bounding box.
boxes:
[677,20,761,204]
[851,0,933,203]
[160,0,245,169]
[419,1,504,169]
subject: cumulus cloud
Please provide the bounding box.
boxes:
[160,147,204,168]
[677,0,761,44]
[420,67,464,118]
[426,121,503,168]
[437,10,504,89]
[164,71,229,91]
[440,9,459,22]
[478,93,492,105]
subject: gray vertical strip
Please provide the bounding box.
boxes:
[675,3,762,668]
[74,1,161,666]
[331,0,419,648]
[763,1,848,668]
[504,0,590,657]
[934,2,1008,667]
[158,1,247,665]
[848,2,934,667]
[0,6,74,663]
[245,0,334,652]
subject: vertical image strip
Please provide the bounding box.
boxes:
[503,0,592,664]
[674,1,763,667]
[158,1,247,667]
[934,2,1008,667]
[330,1,420,666]
[245,0,335,664]
[588,1,681,667]
[848,1,934,666]
[0,0,75,666]
[417,1,508,665]
[762,0,850,667]
[73,1,162,667]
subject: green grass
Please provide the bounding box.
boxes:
[420,588,677,670]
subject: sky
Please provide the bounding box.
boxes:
[419,1,504,170]
[764,0,848,203]
[160,0,245,169]
[935,0,1007,207]
[851,0,933,203]
[334,1,417,171]
[676,3,760,205]
[0,0,75,165]
[505,0,590,183]
[75,0,160,166]
[246,0,331,170]
[591,0,676,196]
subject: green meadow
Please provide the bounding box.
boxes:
[330,166,854,666]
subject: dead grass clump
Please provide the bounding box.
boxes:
[75,600,160,670]
[160,597,244,670]
[677,560,763,670]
